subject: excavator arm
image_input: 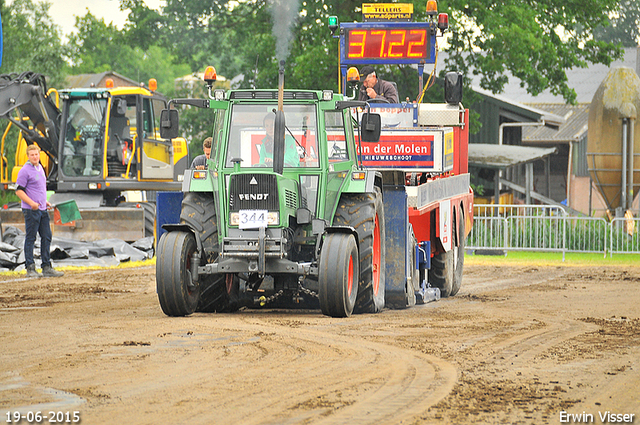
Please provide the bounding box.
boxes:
[0,71,61,167]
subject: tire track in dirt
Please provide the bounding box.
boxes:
[230,316,457,425]
[461,265,568,295]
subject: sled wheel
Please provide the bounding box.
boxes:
[156,231,199,316]
[429,211,465,298]
[318,232,359,318]
[450,215,465,296]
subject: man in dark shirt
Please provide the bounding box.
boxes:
[191,137,212,169]
[358,65,399,103]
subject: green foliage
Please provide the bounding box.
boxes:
[610,223,640,253]
[0,0,68,179]
[509,216,564,250]
[467,251,640,266]
[0,190,19,206]
[65,13,126,74]
[592,0,640,47]
[441,0,624,104]
[0,0,68,86]
[120,0,164,50]
[470,183,485,196]
[0,0,632,165]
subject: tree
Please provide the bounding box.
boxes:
[159,0,624,105]
[0,0,68,86]
[440,0,624,104]
[65,11,189,95]
[121,0,164,50]
[66,13,130,74]
[592,0,640,48]
[0,0,68,195]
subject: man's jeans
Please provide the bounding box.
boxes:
[22,209,53,268]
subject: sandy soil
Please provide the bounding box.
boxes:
[0,263,639,425]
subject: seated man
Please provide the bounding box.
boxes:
[358,65,399,103]
[259,114,300,167]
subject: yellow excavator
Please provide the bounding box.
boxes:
[0,71,189,241]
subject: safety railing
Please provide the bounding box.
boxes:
[609,217,640,256]
[468,204,635,257]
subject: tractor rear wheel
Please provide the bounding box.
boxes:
[334,187,386,313]
[178,192,232,312]
[156,231,199,316]
[318,232,359,317]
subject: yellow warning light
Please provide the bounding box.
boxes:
[149,78,158,91]
[105,78,114,89]
[204,66,217,86]
[426,0,438,16]
[346,67,360,83]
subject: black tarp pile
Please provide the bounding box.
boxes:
[0,226,154,272]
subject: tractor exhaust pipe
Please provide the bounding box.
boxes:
[273,60,286,175]
[278,60,285,112]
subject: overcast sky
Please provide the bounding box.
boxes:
[46,0,164,36]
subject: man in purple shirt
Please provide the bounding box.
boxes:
[15,144,64,278]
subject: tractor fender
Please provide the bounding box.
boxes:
[316,225,360,259]
[161,223,204,255]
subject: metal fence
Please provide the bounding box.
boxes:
[469,204,637,257]
[610,217,640,255]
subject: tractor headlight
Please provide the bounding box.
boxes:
[266,212,279,225]
[214,89,225,101]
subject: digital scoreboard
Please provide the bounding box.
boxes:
[340,22,434,65]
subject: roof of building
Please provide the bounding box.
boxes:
[461,50,639,145]
[473,86,566,126]
[469,48,639,104]
[521,103,590,144]
[468,144,558,169]
[65,71,139,89]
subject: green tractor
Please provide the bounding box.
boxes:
[156,68,384,318]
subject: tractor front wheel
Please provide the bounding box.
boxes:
[156,231,200,316]
[318,232,359,318]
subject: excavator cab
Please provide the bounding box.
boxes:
[107,96,136,177]
[60,91,106,178]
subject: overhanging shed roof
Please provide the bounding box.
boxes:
[468,143,557,169]
[522,103,589,144]
[472,87,566,127]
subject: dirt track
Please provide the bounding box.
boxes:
[1,262,639,424]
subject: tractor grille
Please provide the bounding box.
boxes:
[229,174,279,211]
[284,189,297,209]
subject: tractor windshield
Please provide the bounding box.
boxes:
[225,104,318,168]
[61,96,107,178]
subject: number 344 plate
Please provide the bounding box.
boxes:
[238,209,268,229]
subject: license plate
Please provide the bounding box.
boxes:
[238,209,268,229]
